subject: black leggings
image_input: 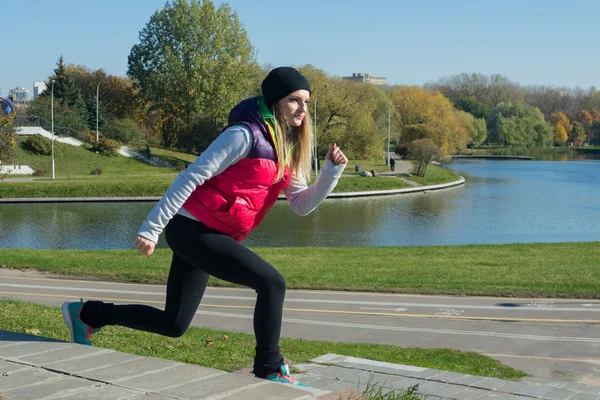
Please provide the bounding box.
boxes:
[81,214,286,377]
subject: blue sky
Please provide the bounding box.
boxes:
[1,0,598,98]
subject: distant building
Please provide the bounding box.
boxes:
[9,87,30,104]
[343,73,387,86]
[33,82,46,99]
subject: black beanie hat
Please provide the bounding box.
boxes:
[261,67,311,109]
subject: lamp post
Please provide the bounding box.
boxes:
[313,83,329,176]
[96,81,101,142]
[387,97,410,166]
[51,79,55,180]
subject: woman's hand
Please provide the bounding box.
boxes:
[135,235,156,257]
[326,143,348,166]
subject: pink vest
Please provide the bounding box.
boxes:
[182,97,291,242]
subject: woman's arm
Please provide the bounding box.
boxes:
[137,126,252,245]
[283,158,345,215]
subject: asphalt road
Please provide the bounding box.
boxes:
[2,269,600,385]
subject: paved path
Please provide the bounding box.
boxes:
[3,330,600,400]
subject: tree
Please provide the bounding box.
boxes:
[425,73,524,108]
[0,111,16,164]
[127,0,259,148]
[42,56,88,125]
[590,122,600,146]
[569,122,586,147]
[574,110,593,130]
[391,86,470,154]
[313,77,386,159]
[553,124,568,145]
[66,64,144,122]
[27,96,88,132]
[549,112,572,135]
[454,96,491,120]
[487,102,553,147]
[408,138,441,177]
[86,95,108,131]
[524,86,577,118]
[104,118,144,144]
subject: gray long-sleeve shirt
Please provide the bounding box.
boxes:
[138,125,345,243]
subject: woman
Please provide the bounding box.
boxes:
[62,67,348,386]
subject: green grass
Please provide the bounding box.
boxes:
[14,137,177,177]
[333,176,412,191]
[408,165,461,185]
[132,145,198,165]
[0,168,460,198]
[2,242,599,298]
[0,300,527,380]
[5,139,461,197]
[0,176,175,197]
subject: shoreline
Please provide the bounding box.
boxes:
[0,176,465,203]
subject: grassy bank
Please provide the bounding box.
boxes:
[2,242,599,298]
[0,300,526,380]
[0,165,459,198]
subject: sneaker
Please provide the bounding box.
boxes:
[62,299,100,345]
[264,364,310,387]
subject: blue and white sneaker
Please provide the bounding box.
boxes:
[264,364,310,387]
[62,299,100,345]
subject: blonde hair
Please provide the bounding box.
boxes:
[272,106,313,184]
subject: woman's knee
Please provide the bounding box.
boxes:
[262,271,286,295]
[163,323,188,338]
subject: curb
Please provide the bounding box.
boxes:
[0,177,465,203]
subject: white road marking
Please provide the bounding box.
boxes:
[195,310,600,344]
[1,282,599,312]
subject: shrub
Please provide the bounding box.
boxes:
[103,119,145,145]
[93,138,121,157]
[395,144,408,158]
[90,168,103,175]
[409,138,442,177]
[176,162,187,171]
[78,130,104,144]
[33,169,46,177]
[22,135,52,156]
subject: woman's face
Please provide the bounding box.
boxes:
[276,89,311,127]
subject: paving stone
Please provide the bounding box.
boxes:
[320,366,369,383]
[451,387,492,400]
[0,367,58,391]
[473,378,513,390]
[475,392,514,400]
[45,350,142,373]
[390,377,424,391]
[323,381,363,393]
[568,393,600,400]
[2,376,96,400]
[0,359,30,374]
[302,376,347,390]
[0,341,71,358]
[493,381,531,394]
[17,345,109,365]
[451,375,488,387]
[516,384,555,398]
[427,383,468,399]
[119,364,225,392]
[77,355,175,383]
[159,372,258,398]
[409,369,447,380]
[207,381,312,400]
[433,371,470,383]
[311,354,346,364]
[542,387,579,400]
[414,381,448,394]
[52,384,148,400]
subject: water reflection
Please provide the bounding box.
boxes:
[1,158,599,249]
